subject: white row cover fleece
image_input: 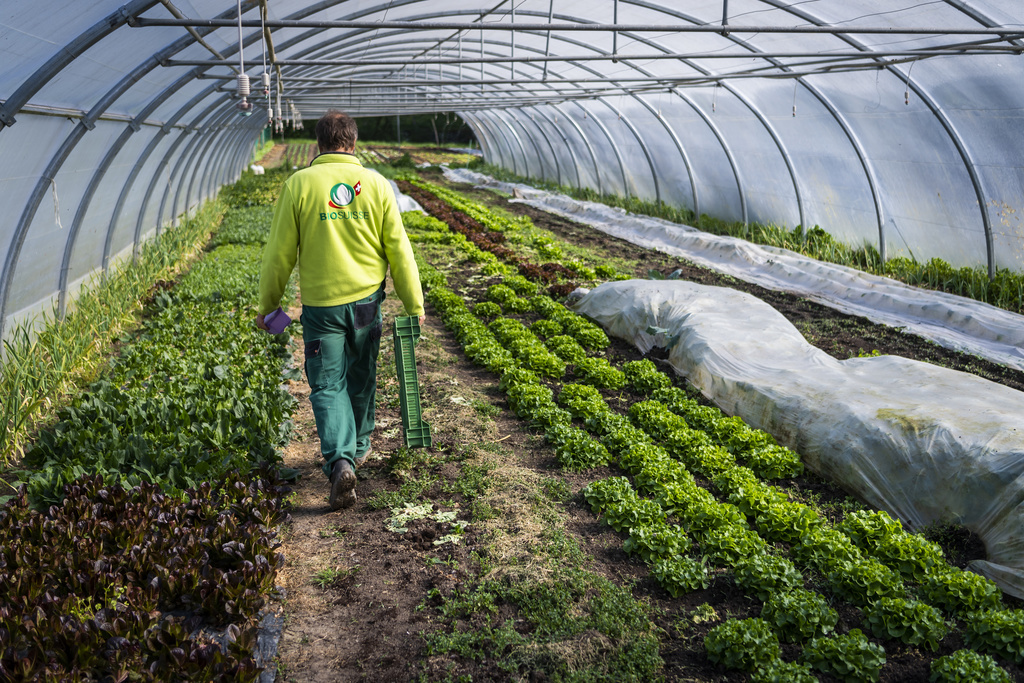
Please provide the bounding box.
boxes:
[444,168,1024,372]
[569,279,1024,598]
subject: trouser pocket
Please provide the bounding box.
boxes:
[304,339,325,388]
[354,300,380,329]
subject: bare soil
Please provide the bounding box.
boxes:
[270,166,1024,682]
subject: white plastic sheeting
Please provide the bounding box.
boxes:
[388,178,424,214]
[446,167,1024,372]
[570,279,1024,597]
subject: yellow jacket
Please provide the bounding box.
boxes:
[258,153,424,316]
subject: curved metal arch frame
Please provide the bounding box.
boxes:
[58,75,232,314]
[755,0,998,276]
[523,11,807,229]
[618,2,883,253]
[510,109,563,186]
[218,119,262,191]
[395,28,697,215]
[459,113,494,162]
[490,111,528,177]
[547,103,604,196]
[467,112,501,164]
[209,124,254,198]
[182,116,250,219]
[470,111,515,171]
[545,103,626,198]
[525,106,582,189]
[138,95,233,246]
[104,87,225,269]
[166,108,237,228]
[0,0,269,335]
[496,109,548,180]
[203,127,237,200]
[454,32,669,206]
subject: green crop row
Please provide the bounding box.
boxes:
[411,178,533,234]
[407,189,1024,680]
[406,182,632,285]
[0,169,298,680]
[0,203,225,469]
[471,162,1024,315]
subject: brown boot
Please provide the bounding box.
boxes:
[329,459,357,510]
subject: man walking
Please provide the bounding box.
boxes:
[257,110,424,510]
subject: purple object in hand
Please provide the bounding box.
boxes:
[264,307,291,334]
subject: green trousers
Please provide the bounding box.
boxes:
[301,285,385,477]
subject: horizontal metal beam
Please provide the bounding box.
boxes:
[165,44,1021,69]
[0,99,210,129]
[132,17,1024,36]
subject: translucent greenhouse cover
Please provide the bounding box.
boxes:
[4,1,1024,341]
[570,279,1024,598]
[445,167,1024,371]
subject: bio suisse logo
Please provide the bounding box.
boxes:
[328,180,362,208]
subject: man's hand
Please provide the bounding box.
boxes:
[419,315,426,326]
[256,313,269,332]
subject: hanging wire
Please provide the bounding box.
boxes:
[904,58,919,105]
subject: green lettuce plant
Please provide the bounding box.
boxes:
[963,609,1024,663]
[556,383,608,420]
[929,649,1011,683]
[652,556,711,597]
[503,274,540,296]
[704,618,781,671]
[734,554,804,601]
[761,588,839,642]
[545,334,587,364]
[624,521,692,563]
[622,359,672,395]
[547,424,612,471]
[863,597,949,650]
[700,524,767,565]
[750,659,818,683]
[801,629,886,682]
[921,568,1002,615]
[575,357,626,389]
[530,318,563,339]
[472,301,501,318]
[826,558,906,606]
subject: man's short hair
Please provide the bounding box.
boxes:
[315,110,358,151]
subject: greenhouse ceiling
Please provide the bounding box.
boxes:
[2,1,1024,339]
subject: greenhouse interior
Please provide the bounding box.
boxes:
[2,1,1024,680]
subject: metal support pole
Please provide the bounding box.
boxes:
[510,0,515,82]
[543,0,555,80]
[613,0,619,57]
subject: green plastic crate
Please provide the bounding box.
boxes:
[393,316,432,449]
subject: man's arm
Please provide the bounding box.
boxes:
[380,182,425,318]
[257,183,300,320]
